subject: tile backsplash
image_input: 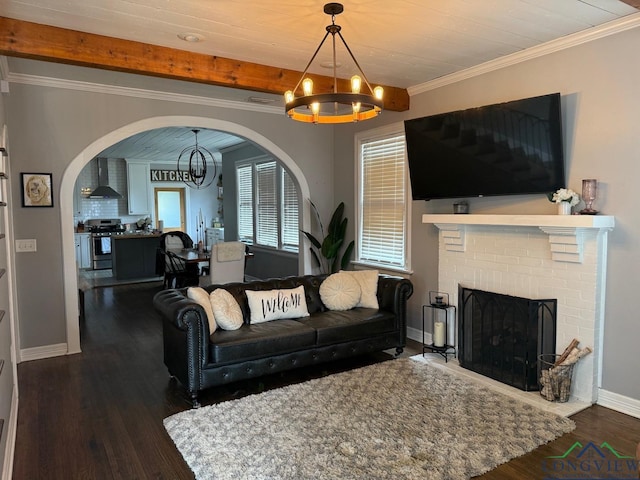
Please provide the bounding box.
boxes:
[74,158,144,225]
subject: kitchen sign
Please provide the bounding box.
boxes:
[150,169,191,182]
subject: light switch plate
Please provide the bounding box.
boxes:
[16,239,37,252]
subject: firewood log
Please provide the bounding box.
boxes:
[555,338,579,366]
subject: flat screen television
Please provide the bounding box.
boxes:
[404,93,565,201]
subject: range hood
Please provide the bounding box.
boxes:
[89,158,122,199]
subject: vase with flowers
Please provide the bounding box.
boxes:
[548,188,580,215]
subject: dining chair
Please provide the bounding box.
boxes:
[164,250,200,289]
[159,232,196,288]
[208,241,246,284]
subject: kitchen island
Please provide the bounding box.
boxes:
[111,233,162,280]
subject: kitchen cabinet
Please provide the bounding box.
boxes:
[112,234,161,280]
[206,227,224,249]
[126,160,151,215]
[74,233,91,269]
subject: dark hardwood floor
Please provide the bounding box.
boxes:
[12,282,640,479]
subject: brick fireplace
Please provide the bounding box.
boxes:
[423,214,614,403]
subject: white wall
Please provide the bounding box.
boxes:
[334,25,640,403]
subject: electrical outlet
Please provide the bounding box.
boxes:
[16,239,37,252]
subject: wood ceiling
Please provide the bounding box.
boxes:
[1,1,639,113]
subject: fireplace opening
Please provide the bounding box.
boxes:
[458,286,556,391]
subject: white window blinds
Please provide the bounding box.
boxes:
[237,164,254,243]
[236,160,299,252]
[358,133,408,270]
[256,161,278,248]
[282,169,299,249]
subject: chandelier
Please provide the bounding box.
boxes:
[284,3,383,124]
[177,129,217,189]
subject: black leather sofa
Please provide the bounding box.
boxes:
[153,274,413,407]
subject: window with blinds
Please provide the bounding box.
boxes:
[281,169,299,249]
[237,164,254,243]
[256,161,278,247]
[236,159,299,252]
[357,130,409,271]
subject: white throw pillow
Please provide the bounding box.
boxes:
[341,269,379,309]
[246,286,310,324]
[187,287,217,334]
[209,289,243,331]
[319,272,361,311]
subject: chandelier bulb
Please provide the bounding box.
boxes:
[374,86,384,100]
[351,75,361,94]
[352,102,361,121]
[284,90,294,104]
[302,78,314,96]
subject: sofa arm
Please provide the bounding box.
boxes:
[377,275,414,313]
[153,288,210,333]
[153,289,211,396]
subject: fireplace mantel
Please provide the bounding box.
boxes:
[423,214,615,263]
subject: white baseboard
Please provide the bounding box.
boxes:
[20,343,68,362]
[597,388,640,419]
[2,389,18,480]
[407,326,424,344]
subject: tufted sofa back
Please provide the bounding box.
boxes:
[202,275,329,324]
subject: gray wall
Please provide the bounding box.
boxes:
[334,26,640,402]
[6,58,334,350]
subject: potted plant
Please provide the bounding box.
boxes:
[548,188,580,215]
[301,201,354,274]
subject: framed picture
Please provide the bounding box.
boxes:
[21,172,54,207]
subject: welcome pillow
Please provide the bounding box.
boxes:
[210,288,243,331]
[246,286,310,324]
[319,272,361,311]
[187,287,217,334]
[341,269,379,309]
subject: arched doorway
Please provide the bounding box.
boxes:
[60,116,312,354]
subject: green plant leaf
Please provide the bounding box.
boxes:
[321,236,343,259]
[304,201,352,275]
[327,202,345,237]
[309,248,322,269]
[301,230,322,249]
[341,240,355,270]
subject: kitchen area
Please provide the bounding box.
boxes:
[74,157,224,287]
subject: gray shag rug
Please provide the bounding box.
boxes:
[164,357,575,479]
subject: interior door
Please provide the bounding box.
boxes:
[155,187,186,232]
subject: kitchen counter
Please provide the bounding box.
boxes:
[112,232,162,239]
[112,234,162,280]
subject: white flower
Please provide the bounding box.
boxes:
[551,188,580,206]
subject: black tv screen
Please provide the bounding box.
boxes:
[404,93,565,201]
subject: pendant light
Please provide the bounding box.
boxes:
[177,129,217,189]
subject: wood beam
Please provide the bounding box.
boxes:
[0,16,409,112]
[619,1,640,8]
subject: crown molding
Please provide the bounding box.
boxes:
[408,12,640,96]
[6,72,283,115]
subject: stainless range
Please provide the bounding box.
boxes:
[87,218,125,270]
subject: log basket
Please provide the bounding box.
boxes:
[539,354,575,403]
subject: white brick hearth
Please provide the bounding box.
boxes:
[423,214,614,406]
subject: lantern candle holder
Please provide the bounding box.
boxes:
[422,291,457,362]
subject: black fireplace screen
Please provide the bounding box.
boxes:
[458,286,556,391]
